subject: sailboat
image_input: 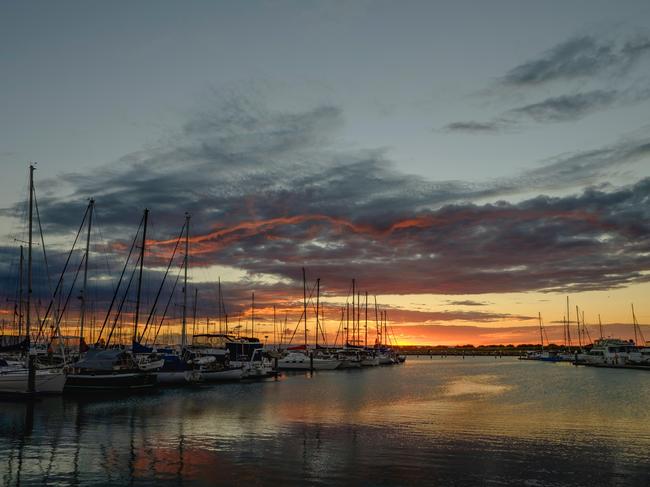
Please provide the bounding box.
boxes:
[131,212,201,385]
[0,165,66,396]
[277,269,341,371]
[65,208,158,392]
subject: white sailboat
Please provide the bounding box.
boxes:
[277,269,341,371]
[0,166,66,396]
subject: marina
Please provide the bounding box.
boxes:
[3,2,650,484]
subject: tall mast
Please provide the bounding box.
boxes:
[133,208,149,344]
[632,304,638,346]
[346,302,350,345]
[251,292,255,339]
[79,199,94,353]
[598,314,603,339]
[302,267,307,347]
[575,305,582,348]
[538,312,544,351]
[364,291,368,347]
[26,165,34,346]
[351,279,355,344]
[566,296,571,347]
[357,291,361,344]
[374,295,379,346]
[26,165,35,393]
[315,278,320,347]
[218,277,222,332]
[192,288,198,337]
[181,212,190,348]
[18,246,23,337]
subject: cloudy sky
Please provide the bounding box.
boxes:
[1,0,649,345]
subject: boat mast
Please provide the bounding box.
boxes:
[192,288,198,337]
[598,314,603,340]
[315,278,320,347]
[182,212,190,348]
[18,246,24,337]
[346,302,350,345]
[631,303,643,346]
[565,296,572,348]
[26,165,35,393]
[302,267,307,347]
[251,292,255,339]
[374,295,379,346]
[538,312,544,351]
[133,208,149,344]
[79,198,94,353]
[575,305,582,349]
[351,279,355,345]
[218,277,222,333]
[365,291,368,348]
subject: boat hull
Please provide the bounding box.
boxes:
[361,357,380,366]
[156,370,200,385]
[198,368,243,382]
[277,360,341,370]
[0,368,66,395]
[64,372,157,392]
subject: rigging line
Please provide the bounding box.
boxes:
[139,220,186,343]
[92,207,118,296]
[286,279,318,345]
[151,262,184,346]
[104,252,141,348]
[49,252,86,341]
[96,215,144,343]
[333,307,344,347]
[32,187,53,297]
[308,294,328,345]
[33,204,91,343]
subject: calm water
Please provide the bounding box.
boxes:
[2,357,650,486]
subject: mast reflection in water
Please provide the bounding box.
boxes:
[2,357,650,486]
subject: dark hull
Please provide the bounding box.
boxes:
[64,372,157,393]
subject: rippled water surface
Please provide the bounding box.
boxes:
[2,357,650,486]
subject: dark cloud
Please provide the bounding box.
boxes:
[506,90,619,122]
[442,121,504,134]
[446,300,490,307]
[503,35,650,86]
[444,88,650,131]
[444,33,650,133]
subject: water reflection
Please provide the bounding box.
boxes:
[2,358,650,486]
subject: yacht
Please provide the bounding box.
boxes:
[579,338,637,366]
[626,344,650,366]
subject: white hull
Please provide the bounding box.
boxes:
[241,364,274,378]
[0,368,66,395]
[199,368,243,381]
[361,357,380,366]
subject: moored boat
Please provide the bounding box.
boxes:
[64,349,157,392]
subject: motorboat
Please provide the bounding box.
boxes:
[578,338,637,366]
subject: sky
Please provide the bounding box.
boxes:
[1,0,650,346]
